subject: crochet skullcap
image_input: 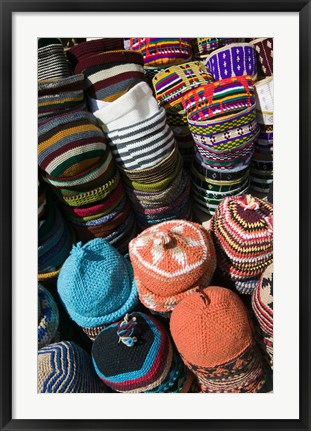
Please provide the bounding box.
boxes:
[170,286,266,393]
[38,284,59,349]
[252,263,273,365]
[57,238,139,330]
[129,220,216,313]
[92,312,194,393]
[210,194,273,293]
[38,341,102,393]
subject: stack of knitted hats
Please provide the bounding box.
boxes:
[57,238,139,341]
[92,312,195,393]
[67,38,145,106]
[170,286,270,393]
[129,220,216,317]
[250,76,273,194]
[152,61,214,168]
[38,193,74,282]
[38,39,136,253]
[252,263,273,367]
[182,75,259,215]
[38,38,71,80]
[38,341,103,393]
[92,81,192,229]
[129,38,193,85]
[210,194,273,294]
[38,284,59,349]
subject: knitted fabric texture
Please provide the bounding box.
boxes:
[57,238,139,332]
[205,43,258,82]
[129,220,216,312]
[92,312,193,392]
[38,284,59,349]
[129,38,193,67]
[252,263,273,366]
[170,286,266,393]
[193,38,238,57]
[38,341,102,393]
[210,194,273,293]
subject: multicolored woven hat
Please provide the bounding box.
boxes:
[210,194,273,294]
[38,284,59,349]
[57,238,139,339]
[193,38,238,58]
[129,220,216,313]
[38,341,102,393]
[170,286,268,393]
[129,38,193,67]
[92,312,194,393]
[205,43,258,81]
[252,263,273,366]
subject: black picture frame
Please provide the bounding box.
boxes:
[1,1,310,430]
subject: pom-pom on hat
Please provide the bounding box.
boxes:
[170,286,267,393]
[92,312,194,393]
[129,220,216,313]
[38,284,59,349]
[38,341,102,393]
[57,238,139,336]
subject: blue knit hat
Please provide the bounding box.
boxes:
[57,238,139,333]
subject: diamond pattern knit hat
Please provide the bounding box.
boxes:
[38,284,59,349]
[170,286,267,393]
[252,263,273,366]
[210,194,273,294]
[57,238,139,340]
[92,312,194,393]
[129,220,216,313]
[38,341,102,393]
[250,38,273,78]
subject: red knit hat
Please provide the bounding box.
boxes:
[170,286,267,393]
[129,220,216,313]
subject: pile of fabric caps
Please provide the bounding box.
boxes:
[37,37,273,394]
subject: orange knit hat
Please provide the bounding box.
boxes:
[129,220,216,314]
[170,286,268,393]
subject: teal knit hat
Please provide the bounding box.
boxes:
[57,238,139,330]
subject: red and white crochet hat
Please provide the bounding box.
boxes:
[129,219,216,313]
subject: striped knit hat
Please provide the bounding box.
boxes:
[170,286,268,393]
[92,312,194,393]
[57,238,139,340]
[72,49,145,104]
[38,39,71,81]
[38,73,86,121]
[38,341,102,393]
[129,38,193,67]
[129,220,216,313]
[210,194,273,294]
[205,43,258,82]
[252,263,273,366]
[38,284,59,349]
